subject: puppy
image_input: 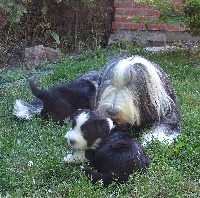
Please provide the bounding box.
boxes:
[64,109,149,186]
[13,71,99,125]
[94,56,181,145]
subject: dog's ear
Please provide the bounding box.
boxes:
[96,118,111,138]
[29,79,49,101]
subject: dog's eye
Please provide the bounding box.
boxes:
[70,139,76,145]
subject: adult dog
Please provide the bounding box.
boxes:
[64,109,149,186]
[93,55,181,145]
[13,71,99,125]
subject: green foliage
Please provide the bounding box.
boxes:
[183,0,200,36]
[0,0,30,26]
[62,0,94,6]
[138,0,200,36]
[0,0,94,26]
[0,47,199,197]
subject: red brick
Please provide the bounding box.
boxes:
[139,16,152,21]
[112,22,122,30]
[115,8,125,15]
[133,3,152,9]
[162,24,185,31]
[124,9,142,16]
[114,1,133,8]
[123,23,143,30]
[113,0,185,32]
[114,16,132,23]
[112,22,143,30]
[146,24,163,31]
[144,10,160,17]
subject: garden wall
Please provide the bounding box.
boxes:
[1,0,200,70]
[109,0,200,47]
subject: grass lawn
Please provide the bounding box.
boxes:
[0,47,199,197]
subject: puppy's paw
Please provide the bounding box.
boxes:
[64,150,87,164]
[64,154,73,163]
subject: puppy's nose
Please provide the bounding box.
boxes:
[70,139,76,145]
[106,108,119,117]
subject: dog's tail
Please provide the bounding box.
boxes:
[81,166,113,186]
[29,79,49,101]
[13,99,43,120]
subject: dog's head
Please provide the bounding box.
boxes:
[29,79,96,125]
[95,56,176,127]
[65,109,114,150]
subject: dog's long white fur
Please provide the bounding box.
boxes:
[126,56,173,119]
[13,99,42,119]
[95,56,180,145]
[141,125,180,146]
[97,56,173,126]
[64,151,87,164]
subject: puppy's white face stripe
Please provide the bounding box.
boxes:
[65,112,89,150]
[75,112,89,131]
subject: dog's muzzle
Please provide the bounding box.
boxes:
[106,108,123,125]
[106,108,119,117]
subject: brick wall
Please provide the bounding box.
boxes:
[112,0,185,32]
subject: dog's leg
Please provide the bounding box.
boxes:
[81,166,113,186]
[64,150,88,164]
[13,99,43,119]
[141,124,180,146]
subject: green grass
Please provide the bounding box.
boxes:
[0,47,199,197]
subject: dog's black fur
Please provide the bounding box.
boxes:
[93,56,181,145]
[65,109,149,186]
[83,128,150,186]
[13,71,99,125]
[29,79,96,125]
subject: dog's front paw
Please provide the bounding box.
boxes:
[64,154,74,163]
[64,150,87,164]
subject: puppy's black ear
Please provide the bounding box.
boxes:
[96,119,111,138]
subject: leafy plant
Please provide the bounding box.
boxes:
[138,0,200,36]
[0,0,29,26]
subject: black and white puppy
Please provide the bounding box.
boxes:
[64,109,149,186]
[13,71,99,125]
[94,56,181,145]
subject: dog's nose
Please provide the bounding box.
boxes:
[70,139,76,145]
[106,108,119,117]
